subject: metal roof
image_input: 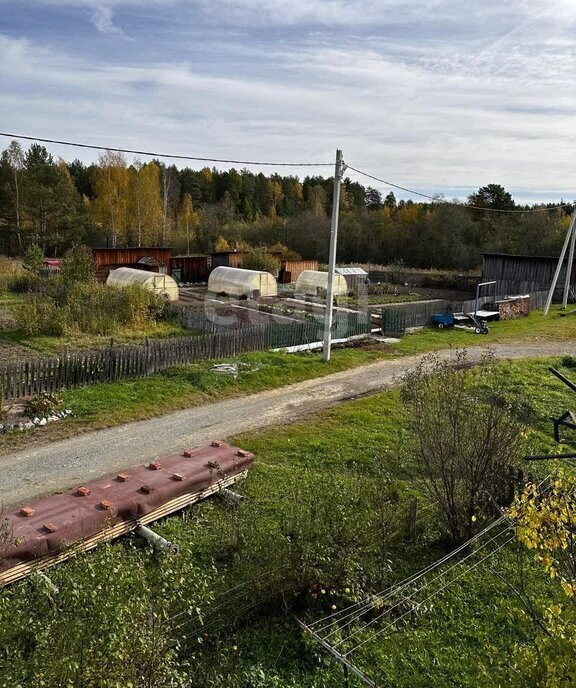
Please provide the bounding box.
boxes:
[1,442,253,586]
[137,255,164,266]
[335,267,368,276]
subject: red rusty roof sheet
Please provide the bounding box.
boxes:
[1,442,253,573]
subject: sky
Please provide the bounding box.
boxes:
[1,0,576,204]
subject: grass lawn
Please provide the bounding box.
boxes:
[394,305,576,355]
[0,321,190,355]
[1,356,573,687]
[157,356,574,687]
[0,347,390,454]
[0,305,574,454]
[339,292,424,305]
[0,288,191,354]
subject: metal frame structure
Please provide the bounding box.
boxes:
[549,367,576,442]
[544,209,576,315]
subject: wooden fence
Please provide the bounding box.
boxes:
[0,313,371,401]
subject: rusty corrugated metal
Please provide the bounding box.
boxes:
[0,442,253,581]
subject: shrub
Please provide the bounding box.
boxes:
[61,244,95,286]
[401,351,526,544]
[17,297,65,336]
[241,247,279,274]
[23,243,44,275]
[64,281,163,335]
[8,273,41,294]
[24,392,63,418]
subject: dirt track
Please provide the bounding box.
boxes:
[0,341,572,509]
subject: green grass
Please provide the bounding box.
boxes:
[394,306,576,355]
[0,288,190,354]
[0,347,389,454]
[0,320,190,356]
[153,355,574,687]
[1,356,574,686]
[339,292,424,305]
[2,305,574,454]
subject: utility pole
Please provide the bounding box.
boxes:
[544,209,576,315]
[323,149,346,362]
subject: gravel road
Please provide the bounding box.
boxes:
[0,341,572,508]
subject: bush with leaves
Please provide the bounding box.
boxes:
[509,472,576,687]
[24,392,62,418]
[241,247,279,275]
[61,243,95,286]
[23,243,44,275]
[0,539,213,688]
[401,351,526,544]
[17,296,65,336]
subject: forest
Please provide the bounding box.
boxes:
[0,139,572,269]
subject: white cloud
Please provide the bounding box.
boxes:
[1,0,576,202]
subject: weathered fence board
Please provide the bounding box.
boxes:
[0,314,371,401]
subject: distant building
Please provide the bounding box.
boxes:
[336,266,368,295]
[278,260,319,284]
[92,247,172,281]
[42,258,63,274]
[481,252,575,297]
[171,255,209,283]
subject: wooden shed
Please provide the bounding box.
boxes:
[210,250,283,272]
[92,248,172,282]
[481,252,575,297]
[210,251,246,270]
[278,260,319,284]
[171,255,209,283]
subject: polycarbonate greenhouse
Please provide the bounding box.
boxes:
[208,266,278,298]
[295,270,348,297]
[106,267,180,301]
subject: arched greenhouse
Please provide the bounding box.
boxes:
[295,270,348,297]
[207,266,278,298]
[106,267,180,301]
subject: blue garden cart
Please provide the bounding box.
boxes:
[432,281,497,335]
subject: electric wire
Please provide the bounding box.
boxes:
[327,520,514,644]
[167,562,291,626]
[2,133,572,212]
[312,472,553,633]
[311,514,507,632]
[0,132,333,167]
[343,532,516,657]
[347,164,574,213]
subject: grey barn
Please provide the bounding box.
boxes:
[481,252,575,299]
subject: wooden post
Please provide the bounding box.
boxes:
[407,498,417,539]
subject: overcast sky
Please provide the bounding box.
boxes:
[1,0,575,203]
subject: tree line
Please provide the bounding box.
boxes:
[0,139,572,269]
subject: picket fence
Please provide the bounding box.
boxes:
[0,314,371,401]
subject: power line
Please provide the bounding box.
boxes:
[344,532,516,657]
[0,132,333,168]
[311,514,507,632]
[347,164,573,214]
[323,518,511,643]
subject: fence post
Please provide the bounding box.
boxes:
[406,498,418,539]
